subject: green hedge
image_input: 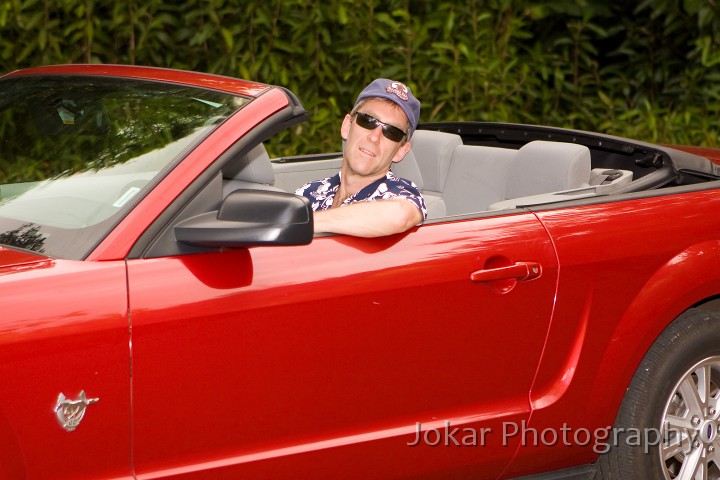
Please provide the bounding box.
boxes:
[1,0,719,155]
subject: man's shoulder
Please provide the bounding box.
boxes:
[296,173,340,195]
[384,171,422,195]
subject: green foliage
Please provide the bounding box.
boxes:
[0,0,718,157]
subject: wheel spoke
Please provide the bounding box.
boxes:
[696,365,712,407]
[708,441,720,467]
[710,396,720,420]
[675,445,703,480]
[679,374,706,417]
[667,413,699,431]
[662,427,692,461]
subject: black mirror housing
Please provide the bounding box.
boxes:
[175,189,313,248]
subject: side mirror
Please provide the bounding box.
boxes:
[174,189,313,247]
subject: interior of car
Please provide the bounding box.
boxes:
[222,123,717,220]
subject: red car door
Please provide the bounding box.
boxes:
[128,213,558,479]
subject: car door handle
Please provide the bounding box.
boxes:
[470,262,542,282]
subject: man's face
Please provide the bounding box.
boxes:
[340,98,411,180]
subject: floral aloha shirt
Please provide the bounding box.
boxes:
[295,171,427,221]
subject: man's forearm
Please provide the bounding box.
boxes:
[313,200,422,237]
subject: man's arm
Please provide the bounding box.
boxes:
[313,199,423,237]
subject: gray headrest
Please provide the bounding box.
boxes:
[223,143,275,185]
[410,130,462,192]
[506,141,591,197]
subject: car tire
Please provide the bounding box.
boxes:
[595,307,720,480]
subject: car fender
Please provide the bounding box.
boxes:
[511,240,720,477]
[586,239,720,418]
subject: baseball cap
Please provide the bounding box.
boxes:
[354,78,421,138]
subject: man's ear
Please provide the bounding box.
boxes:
[391,141,412,164]
[340,114,352,140]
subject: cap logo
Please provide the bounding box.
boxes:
[386,82,409,101]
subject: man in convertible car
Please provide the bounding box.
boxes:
[296,78,427,237]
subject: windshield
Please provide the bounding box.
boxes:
[0,75,250,259]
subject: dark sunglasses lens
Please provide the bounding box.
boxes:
[382,124,406,142]
[355,113,405,142]
[355,112,376,130]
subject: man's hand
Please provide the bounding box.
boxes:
[313,199,423,237]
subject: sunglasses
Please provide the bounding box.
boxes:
[353,112,407,143]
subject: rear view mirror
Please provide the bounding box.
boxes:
[32,96,110,136]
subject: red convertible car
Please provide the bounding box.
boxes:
[1,64,720,480]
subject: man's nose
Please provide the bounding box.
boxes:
[368,125,382,142]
